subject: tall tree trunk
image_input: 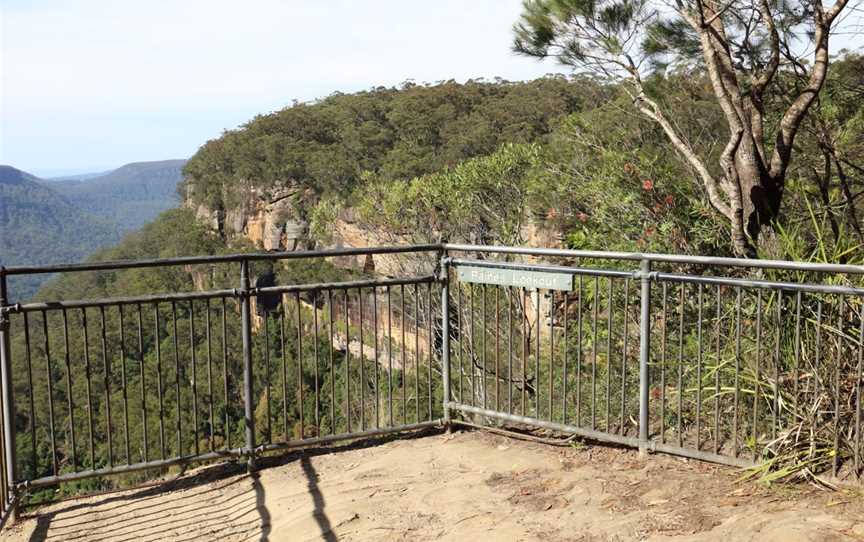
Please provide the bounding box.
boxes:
[728,134,779,257]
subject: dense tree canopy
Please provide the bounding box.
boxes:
[183,76,601,213]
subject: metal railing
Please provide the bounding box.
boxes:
[0,245,446,526]
[443,244,864,472]
[1,242,863,527]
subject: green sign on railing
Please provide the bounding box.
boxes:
[456,265,574,291]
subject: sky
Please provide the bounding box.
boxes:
[0,0,569,177]
[1,1,860,177]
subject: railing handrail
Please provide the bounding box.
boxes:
[0,244,444,276]
[5,242,864,278]
[443,243,864,274]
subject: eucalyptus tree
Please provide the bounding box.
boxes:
[513,0,855,256]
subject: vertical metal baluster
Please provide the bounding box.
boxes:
[773,290,783,441]
[508,287,514,415]
[660,283,667,444]
[279,306,290,442]
[793,292,802,416]
[372,288,379,429]
[677,286,684,448]
[313,292,320,435]
[638,260,651,454]
[833,300,843,478]
[606,279,613,433]
[296,291,305,437]
[344,290,351,433]
[136,304,148,462]
[815,301,823,402]
[457,286,464,409]
[522,287,528,417]
[535,287,541,419]
[60,310,75,470]
[470,285,477,409]
[239,261,255,470]
[118,306,130,463]
[205,300,214,452]
[280,309,288,441]
[189,302,200,455]
[577,276,584,427]
[153,305,165,460]
[414,284,420,423]
[387,287,393,427]
[401,285,407,424]
[714,285,721,454]
[0,274,12,511]
[753,290,762,462]
[496,287,501,413]
[99,306,114,466]
[482,284,487,411]
[733,287,741,458]
[81,308,96,468]
[695,284,703,451]
[427,283,433,421]
[23,313,39,475]
[359,288,365,431]
[42,311,58,475]
[221,298,230,450]
[549,290,555,422]
[592,277,599,431]
[441,256,451,428]
[171,301,181,457]
[328,291,336,434]
[562,292,569,424]
[264,311,273,443]
[855,306,863,475]
[621,279,629,435]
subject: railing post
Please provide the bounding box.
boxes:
[638,259,652,457]
[439,252,451,430]
[0,269,17,522]
[239,260,256,472]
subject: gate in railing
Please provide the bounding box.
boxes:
[2,243,864,527]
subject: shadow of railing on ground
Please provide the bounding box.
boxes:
[23,462,271,542]
[300,455,336,542]
[20,428,443,541]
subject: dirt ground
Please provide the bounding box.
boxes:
[4,429,864,542]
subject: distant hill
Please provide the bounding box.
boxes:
[48,159,187,233]
[47,170,111,182]
[1,160,187,301]
[0,165,119,301]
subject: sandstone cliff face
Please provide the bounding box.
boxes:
[186,180,563,353]
[189,183,312,252]
[188,188,438,278]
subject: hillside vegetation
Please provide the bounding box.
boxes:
[1,160,186,301]
[49,160,186,234]
[183,76,594,212]
[0,166,119,301]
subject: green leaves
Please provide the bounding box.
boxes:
[642,19,701,71]
[513,0,653,71]
[357,143,541,245]
[184,78,588,214]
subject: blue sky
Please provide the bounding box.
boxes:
[1,1,860,177]
[0,0,569,177]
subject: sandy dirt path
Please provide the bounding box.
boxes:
[3,430,864,541]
